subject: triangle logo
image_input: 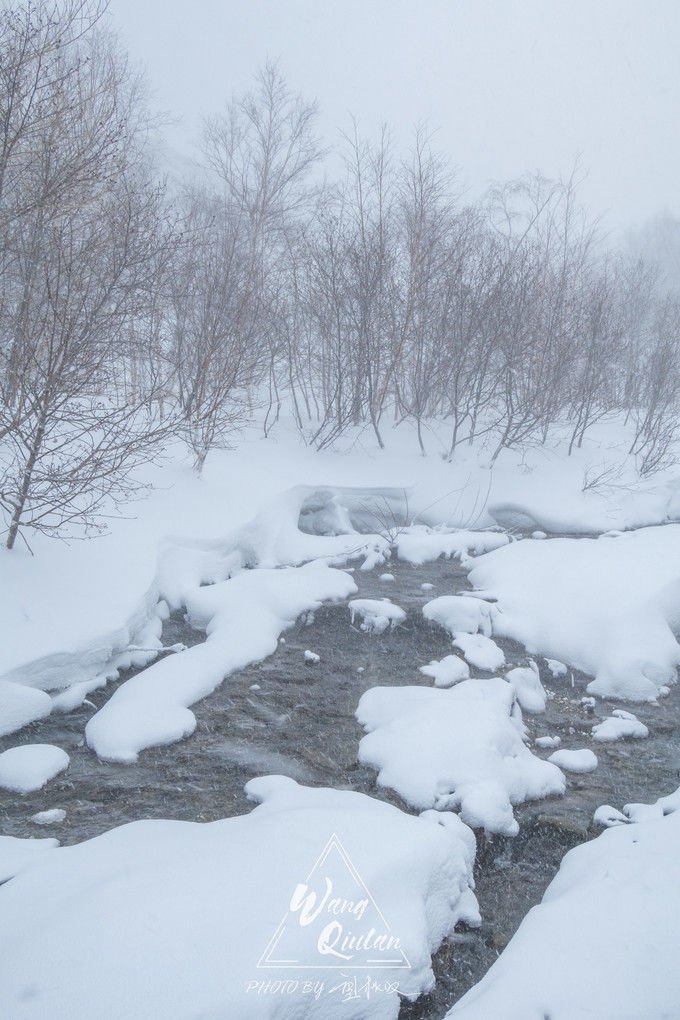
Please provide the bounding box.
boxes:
[257,832,411,970]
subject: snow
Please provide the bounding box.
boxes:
[303,649,320,664]
[448,786,680,1019]
[548,748,598,773]
[422,595,495,637]
[468,524,680,701]
[0,776,480,1019]
[356,679,565,836]
[396,527,509,566]
[420,582,434,591]
[535,735,560,749]
[545,658,567,677]
[592,709,649,742]
[3,417,680,702]
[452,633,505,671]
[30,808,67,826]
[0,834,59,883]
[419,654,470,688]
[348,598,406,634]
[86,563,357,762]
[504,662,546,713]
[0,680,52,737]
[0,744,69,794]
[379,572,395,582]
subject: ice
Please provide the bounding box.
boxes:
[86,563,357,762]
[0,681,52,737]
[505,662,546,713]
[548,748,598,773]
[0,744,69,794]
[0,776,480,1019]
[452,633,505,671]
[448,786,680,1019]
[396,527,509,566]
[592,710,649,742]
[422,595,495,637]
[419,655,470,688]
[357,679,565,835]
[468,524,680,701]
[31,809,67,826]
[348,598,406,634]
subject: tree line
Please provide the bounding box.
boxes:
[2,0,679,549]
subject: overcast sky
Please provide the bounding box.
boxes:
[107,0,680,234]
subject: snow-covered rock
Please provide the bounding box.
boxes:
[0,744,69,794]
[0,681,52,737]
[30,808,66,826]
[0,776,480,1019]
[357,680,565,836]
[452,633,505,671]
[505,662,547,713]
[548,748,598,773]
[448,786,680,1019]
[545,658,567,677]
[349,598,406,634]
[419,655,470,688]
[379,572,395,582]
[592,709,649,742]
[422,595,495,637]
[303,649,320,664]
[535,735,560,749]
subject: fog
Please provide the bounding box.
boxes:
[108,0,680,233]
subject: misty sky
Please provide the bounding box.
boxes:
[107,0,680,234]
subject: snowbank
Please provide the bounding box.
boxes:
[468,525,680,701]
[86,562,357,762]
[357,680,565,835]
[505,663,547,713]
[448,785,680,1019]
[452,633,505,671]
[396,528,508,566]
[422,595,495,637]
[0,776,480,1019]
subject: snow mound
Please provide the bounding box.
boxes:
[0,776,480,1019]
[452,633,505,671]
[357,680,565,836]
[592,709,649,742]
[505,662,546,713]
[422,595,495,637]
[0,744,69,794]
[303,649,320,664]
[419,655,470,688]
[349,598,406,634]
[448,785,680,1019]
[0,681,52,737]
[545,658,567,677]
[468,525,680,702]
[548,749,598,773]
[396,527,508,566]
[86,563,357,762]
